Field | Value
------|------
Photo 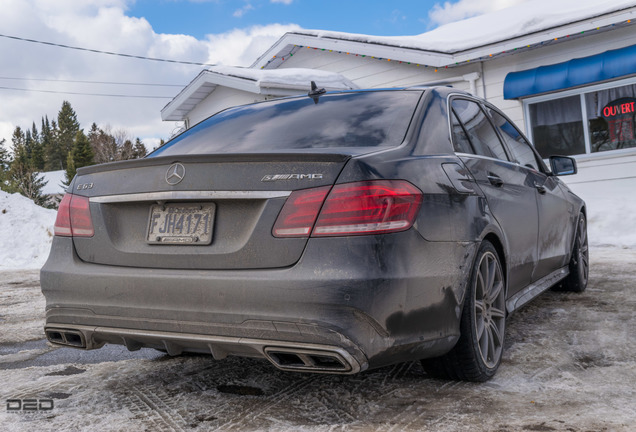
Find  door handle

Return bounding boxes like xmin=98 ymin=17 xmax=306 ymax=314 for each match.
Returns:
xmin=487 ymin=174 xmax=504 ymax=187
xmin=534 ymin=182 xmax=547 ymax=194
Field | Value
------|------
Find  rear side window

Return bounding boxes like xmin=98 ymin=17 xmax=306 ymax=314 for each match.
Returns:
xmin=150 ymin=91 xmax=422 ymax=156
xmin=451 ymin=98 xmax=509 ymax=161
xmin=487 ymin=108 xmax=540 ymax=171
xmin=450 ymin=109 xmax=475 ymax=154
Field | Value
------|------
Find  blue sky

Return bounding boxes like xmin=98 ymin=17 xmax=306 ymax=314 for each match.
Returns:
xmin=128 ymin=0 xmax=441 ymax=38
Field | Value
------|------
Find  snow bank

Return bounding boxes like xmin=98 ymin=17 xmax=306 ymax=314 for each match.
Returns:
xmin=0 ymin=191 xmax=57 ymax=270
xmin=567 ymin=178 xmax=636 ymax=249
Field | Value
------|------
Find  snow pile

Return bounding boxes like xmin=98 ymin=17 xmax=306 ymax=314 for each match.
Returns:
xmin=567 ymin=178 xmax=636 ymax=249
xmin=298 ymin=0 xmax=636 ymax=54
xmin=206 ymin=66 xmax=358 ymax=90
xmin=0 ymin=191 xmax=57 ymax=270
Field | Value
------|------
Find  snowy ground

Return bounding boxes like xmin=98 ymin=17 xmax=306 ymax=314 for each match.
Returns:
xmin=1 ymin=246 xmax=635 ymax=431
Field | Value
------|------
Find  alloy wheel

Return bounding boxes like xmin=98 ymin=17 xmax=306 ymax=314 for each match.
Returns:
xmin=473 ymin=251 xmax=506 ymax=369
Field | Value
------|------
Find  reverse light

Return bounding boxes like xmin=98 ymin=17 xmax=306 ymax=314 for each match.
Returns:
xmin=273 ymin=180 xmax=422 ymax=238
xmin=54 ymin=194 xmax=94 ymax=237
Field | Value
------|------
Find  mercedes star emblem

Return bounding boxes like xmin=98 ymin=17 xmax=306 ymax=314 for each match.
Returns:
xmin=165 ymin=163 xmax=186 ymax=185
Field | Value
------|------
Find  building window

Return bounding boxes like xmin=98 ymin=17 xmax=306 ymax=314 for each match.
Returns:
xmin=525 ymin=79 xmax=636 ymax=158
xmin=585 ymin=85 xmax=636 ymax=153
xmin=529 ymin=96 xmax=585 ymax=157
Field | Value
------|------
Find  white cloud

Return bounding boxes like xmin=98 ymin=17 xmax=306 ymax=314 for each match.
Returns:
xmin=271 ymin=0 xmax=294 ymax=4
xmin=233 ymin=3 xmax=254 ymax=17
xmin=205 ymin=23 xmax=301 ymax=66
xmin=428 ymin=0 xmax=529 ymax=26
xmin=0 ymin=0 xmax=298 ymax=149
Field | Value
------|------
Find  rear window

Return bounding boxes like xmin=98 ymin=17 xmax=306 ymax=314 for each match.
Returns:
xmin=150 ymin=91 xmax=422 ymax=156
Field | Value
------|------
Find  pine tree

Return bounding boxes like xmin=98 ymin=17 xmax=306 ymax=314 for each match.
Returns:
xmin=133 ymin=138 xmax=148 ymax=158
xmin=64 ymin=130 xmax=95 ymax=186
xmin=11 ymin=126 xmax=25 ymax=153
xmin=41 ymin=116 xmax=55 ymax=170
xmin=8 ymin=141 xmax=48 ymax=206
xmin=44 ymin=116 xmax=64 ymax=171
xmin=30 ymin=122 xmax=46 ymax=170
xmin=120 ymin=139 xmax=134 ymax=160
xmin=89 ymin=124 xmax=118 ymax=164
xmin=0 ymin=138 xmax=12 ymax=192
xmin=25 ymin=129 xmax=33 ymax=161
xmin=55 ymin=101 xmax=80 ymax=170
xmin=72 ymin=130 xmax=94 ymax=168
xmin=64 ymin=151 xmax=76 ymax=186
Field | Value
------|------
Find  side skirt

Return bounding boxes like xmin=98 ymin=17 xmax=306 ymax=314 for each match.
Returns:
xmin=506 ymin=266 xmax=569 ymax=314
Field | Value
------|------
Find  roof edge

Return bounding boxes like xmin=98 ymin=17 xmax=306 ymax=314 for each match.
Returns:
xmin=252 ymin=7 xmax=636 ymax=69
xmin=161 ymin=67 xmax=358 ymax=122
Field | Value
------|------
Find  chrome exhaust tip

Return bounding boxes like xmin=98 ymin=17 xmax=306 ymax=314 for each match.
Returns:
xmin=45 ymin=328 xmax=87 ymax=348
xmin=264 ymin=347 xmax=353 ymax=373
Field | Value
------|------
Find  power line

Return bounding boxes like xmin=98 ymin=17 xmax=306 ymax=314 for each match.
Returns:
xmin=0 ymin=85 xmax=173 ymax=99
xmin=0 ymin=33 xmax=215 ymax=66
xmin=0 ymin=76 xmax=186 ymax=87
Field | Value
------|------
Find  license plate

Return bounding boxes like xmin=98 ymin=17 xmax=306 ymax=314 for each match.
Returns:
xmin=146 ymin=203 xmax=215 ymax=245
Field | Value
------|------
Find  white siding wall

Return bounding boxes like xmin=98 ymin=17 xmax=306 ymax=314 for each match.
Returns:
xmin=279 ymin=48 xmax=477 ymax=94
xmin=563 ymin=152 xmax=636 ymax=185
xmin=187 ymin=87 xmax=265 ymax=126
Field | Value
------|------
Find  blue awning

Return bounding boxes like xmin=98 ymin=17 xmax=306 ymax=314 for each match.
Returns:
xmin=503 ymin=44 xmax=636 ymax=99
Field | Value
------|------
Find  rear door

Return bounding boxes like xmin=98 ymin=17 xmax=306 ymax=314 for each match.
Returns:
xmin=485 ymin=107 xmax=573 ymax=280
xmin=450 ymin=97 xmax=539 ymax=296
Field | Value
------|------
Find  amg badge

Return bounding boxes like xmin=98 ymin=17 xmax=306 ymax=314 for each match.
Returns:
xmin=261 ymin=174 xmax=323 ymax=182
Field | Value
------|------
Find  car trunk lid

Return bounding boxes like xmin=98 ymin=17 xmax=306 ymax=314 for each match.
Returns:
xmin=70 ymin=153 xmax=350 ymax=270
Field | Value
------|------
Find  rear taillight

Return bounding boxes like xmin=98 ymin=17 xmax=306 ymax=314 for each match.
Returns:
xmin=272 ymin=186 xmax=331 ymax=237
xmin=54 ymin=193 xmax=94 ymax=237
xmin=273 ymin=180 xmax=422 ymax=238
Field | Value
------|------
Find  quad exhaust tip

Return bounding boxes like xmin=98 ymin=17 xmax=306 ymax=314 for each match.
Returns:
xmin=45 ymin=328 xmax=86 ymax=348
xmin=264 ymin=347 xmax=352 ymax=373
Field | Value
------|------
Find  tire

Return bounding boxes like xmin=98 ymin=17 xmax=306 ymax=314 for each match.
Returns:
xmin=422 ymin=240 xmax=506 ymax=382
xmin=554 ymin=213 xmax=589 ymax=293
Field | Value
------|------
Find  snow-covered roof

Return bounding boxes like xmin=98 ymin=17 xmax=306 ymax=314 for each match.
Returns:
xmin=253 ymin=0 xmax=636 ymax=69
xmin=161 ymin=66 xmax=357 ymax=121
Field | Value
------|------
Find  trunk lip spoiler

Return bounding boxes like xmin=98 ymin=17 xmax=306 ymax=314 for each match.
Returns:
xmin=77 ymin=153 xmax=352 ymax=176
xmin=90 ymin=190 xmax=292 ymax=204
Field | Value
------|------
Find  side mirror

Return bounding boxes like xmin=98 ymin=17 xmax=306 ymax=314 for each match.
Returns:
xmin=549 ymin=155 xmax=577 ymax=176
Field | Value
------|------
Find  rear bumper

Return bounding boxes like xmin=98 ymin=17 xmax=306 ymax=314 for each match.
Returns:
xmin=41 ymin=232 xmax=477 ymax=373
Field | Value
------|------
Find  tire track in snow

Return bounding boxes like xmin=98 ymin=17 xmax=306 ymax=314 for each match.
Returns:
xmin=213 ymin=374 xmax=320 ymax=430
xmin=123 ymin=385 xmax=188 ymax=432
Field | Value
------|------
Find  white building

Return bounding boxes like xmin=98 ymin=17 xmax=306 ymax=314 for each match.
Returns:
xmin=162 ymin=0 xmax=636 ymax=187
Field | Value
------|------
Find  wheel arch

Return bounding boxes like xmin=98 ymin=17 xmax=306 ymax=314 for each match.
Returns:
xmin=481 ymin=232 xmax=508 ymax=298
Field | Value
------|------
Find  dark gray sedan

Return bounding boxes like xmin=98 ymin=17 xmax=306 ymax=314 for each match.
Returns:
xmin=41 ymin=86 xmax=588 ymax=381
